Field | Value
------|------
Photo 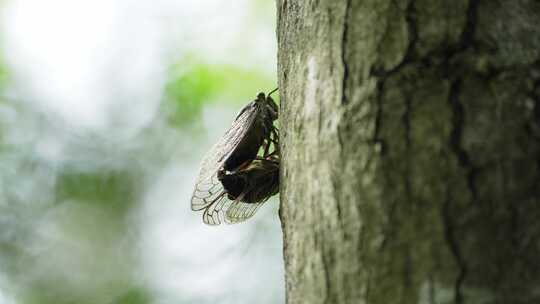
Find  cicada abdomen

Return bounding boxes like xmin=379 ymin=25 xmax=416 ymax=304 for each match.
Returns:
xmin=199 ymin=155 xmax=279 ymax=225
xmin=191 ymin=89 xmax=279 ymax=225
xmin=219 ymin=155 xmax=279 ymax=223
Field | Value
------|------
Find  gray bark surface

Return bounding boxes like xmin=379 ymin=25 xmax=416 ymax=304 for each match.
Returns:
xmin=276 ymin=1 xmax=540 ymax=303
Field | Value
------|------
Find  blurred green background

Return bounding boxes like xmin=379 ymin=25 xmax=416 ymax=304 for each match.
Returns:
xmin=0 ymin=1 xmax=283 ymax=303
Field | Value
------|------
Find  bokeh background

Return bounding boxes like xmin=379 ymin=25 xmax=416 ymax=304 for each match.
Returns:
xmin=0 ymin=0 xmax=283 ymax=303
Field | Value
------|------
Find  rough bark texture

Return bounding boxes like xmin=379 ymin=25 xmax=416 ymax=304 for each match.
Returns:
xmin=277 ymin=1 xmax=540 ymax=303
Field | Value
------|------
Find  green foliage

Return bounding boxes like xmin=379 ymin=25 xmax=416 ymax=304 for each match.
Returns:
xmin=19 ymin=285 xmax=150 ymax=304
xmin=0 ymin=65 xmax=6 ymax=88
xmin=0 ymin=57 xmax=7 ymax=90
xmin=163 ymin=59 xmax=275 ymax=126
xmin=112 ymin=288 xmax=151 ymax=304
xmin=54 ymin=169 xmax=139 ymax=214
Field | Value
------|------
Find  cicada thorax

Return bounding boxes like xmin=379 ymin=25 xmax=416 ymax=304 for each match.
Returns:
xmin=222 ymin=90 xmax=279 ymax=172
xmin=222 ymin=118 xmax=266 ymax=172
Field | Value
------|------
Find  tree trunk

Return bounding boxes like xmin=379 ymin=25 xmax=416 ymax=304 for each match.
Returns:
xmin=277 ymin=1 xmax=540 ymax=303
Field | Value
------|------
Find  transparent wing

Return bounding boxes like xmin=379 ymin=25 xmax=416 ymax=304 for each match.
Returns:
xmin=191 ymin=172 xmax=225 ymax=212
xmin=225 ymin=199 xmax=268 ymax=224
xmin=224 ymin=155 xmax=278 ymax=224
xmin=198 ymin=188 xmax=267 ymax=225
xmin=201 ymin=192 xmax=234 ymax=225
xmin=191 ymin=103 xmax=259 ymax=212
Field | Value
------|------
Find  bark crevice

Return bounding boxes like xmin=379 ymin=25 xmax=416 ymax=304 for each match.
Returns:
xmin=402 ymin=93 xmax=412 ymax=205
xmin=457 ymin=0 xmax=479 ymax=52
xmin=371 ymin=0 xmax=418 ymax=77
xmin=447 ymin=78 xmax=478 ymax=202
xmin=372 ymin=80 xmax=386 ymax=155
xmin=340 ymin=0 xmax=351 ymax=105
xmin=442 ymin=190 xmax=468 ymax=304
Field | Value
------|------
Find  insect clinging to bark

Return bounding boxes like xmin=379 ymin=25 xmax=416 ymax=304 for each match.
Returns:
xmin=201 ymin=154 xmax=280 ymax=225
xmin=191 ymin=89 xmax=280 ymax=225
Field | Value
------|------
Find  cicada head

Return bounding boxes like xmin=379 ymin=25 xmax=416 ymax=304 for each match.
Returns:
xmin=256 ymin=92 xmax=266 ymax=100
xmin=256 ymin=88 xmax=279 ymax=122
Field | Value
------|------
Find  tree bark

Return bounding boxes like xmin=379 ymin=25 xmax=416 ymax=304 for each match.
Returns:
xmin=277 ymin=1 xmax=540 ymax=303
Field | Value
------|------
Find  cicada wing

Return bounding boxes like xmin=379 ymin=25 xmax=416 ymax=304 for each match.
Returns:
xmin=191 ymin=173 xmax=223 ymax=211
xmin=224 ymin=198 xmax=268 ymax=224
xmin=198 ymin=103 xmax=258 ymax=180
xmin=191 ymin=103 xmax=259 ymax=212
xmin=224 ymin=158 xmax=279 ymax=224
xmin=200 ymin=191 xmax=234 ymax=225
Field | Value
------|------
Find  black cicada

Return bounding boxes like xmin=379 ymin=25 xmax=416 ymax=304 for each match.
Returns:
xmin=191 ymin=89 xmax=279 ymax=225
xmin=207 ymin=155 xmax=279 ymax=224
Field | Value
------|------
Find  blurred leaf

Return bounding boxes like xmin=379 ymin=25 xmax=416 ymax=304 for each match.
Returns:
xmin=163 ymin=59 xmax=275 ymax=127
xmin=55 ymin=169 xmax=139 ymax=214
xmin=13 ymin=200 xmax=140 ymax=304
xmin=0 ymin=57 xmax=7 ymax=90
xmin=0 ymin=65 xmax=6 ymax=88
xmin=112 ymin=288 xmax=151 ymax=304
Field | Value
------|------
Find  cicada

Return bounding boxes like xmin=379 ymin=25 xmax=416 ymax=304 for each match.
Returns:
xmin=191 ymin=89 xmax=279 ymax=225
xmin=203 ymin=155 xmax=279 ymax=225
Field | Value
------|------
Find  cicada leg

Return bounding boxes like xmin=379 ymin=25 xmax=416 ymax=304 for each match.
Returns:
xmin=270 ymin=127 xmax=279 ymax=154
xmin=262 ymin=126 xmax=279 ymax=158
xmin=262 ymin=137 xmax=271 ymax=158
